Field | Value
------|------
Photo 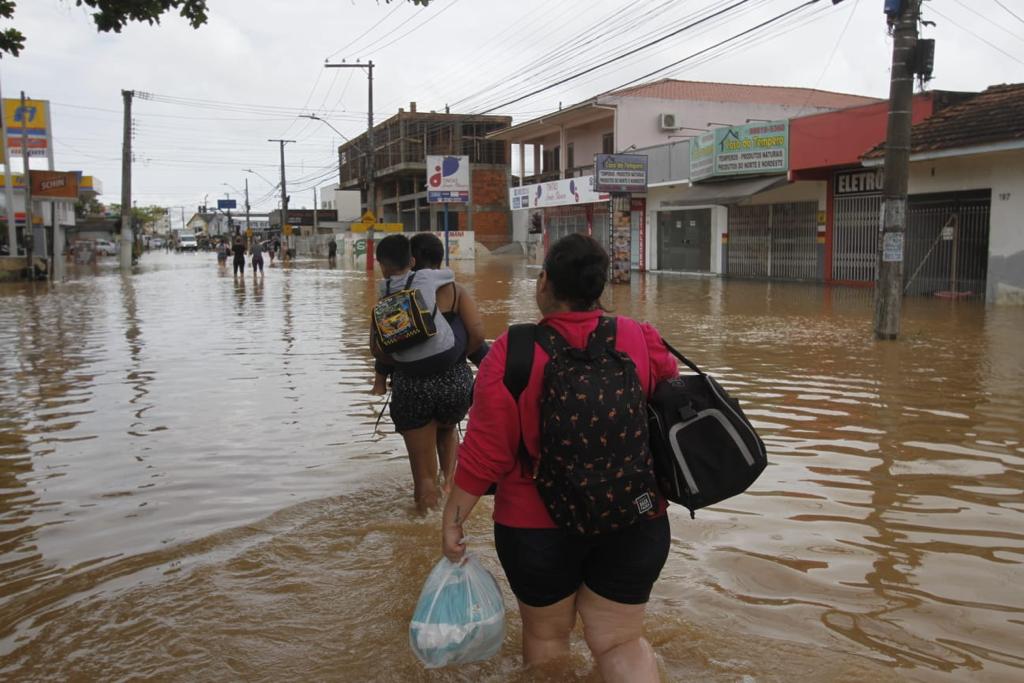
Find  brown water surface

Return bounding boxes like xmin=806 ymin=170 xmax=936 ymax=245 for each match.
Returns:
xmin=0 ymin=252 xmax=1022 ymax=681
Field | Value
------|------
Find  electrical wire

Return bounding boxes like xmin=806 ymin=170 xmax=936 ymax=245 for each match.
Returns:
xmin=991 ymin=0 xmax=1024 ymax=25
xmin=928 ymin=6 xmax=1024 ymax=67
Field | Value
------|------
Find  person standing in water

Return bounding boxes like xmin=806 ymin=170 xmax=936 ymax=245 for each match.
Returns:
xmin=251 ymin=238 xmax=264 ymax=276
xmin=231 ymin=235 xmax=246 ymax=277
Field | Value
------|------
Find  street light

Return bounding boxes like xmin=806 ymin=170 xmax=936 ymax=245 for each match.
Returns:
xmin=243 ymin=168 xmax=277 ymax=188
xmin=299 ymin=114 xmax=354 ymax=144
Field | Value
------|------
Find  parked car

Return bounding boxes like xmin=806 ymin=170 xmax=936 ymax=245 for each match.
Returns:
xmin=95 ymin=239 xmax=119 ymax=256
xmin=177 ymin=234 xmax=198 ymax=252
xmin=149 ymin=237 xmax=165 ymax=249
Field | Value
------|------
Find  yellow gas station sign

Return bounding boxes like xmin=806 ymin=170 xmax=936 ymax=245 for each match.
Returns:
xmin=351 ymin=221 xmax=403 ymax=234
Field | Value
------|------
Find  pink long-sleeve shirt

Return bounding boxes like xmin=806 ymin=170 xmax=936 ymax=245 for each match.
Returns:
xmin=454 ymin=310 xmax=679 ymax=528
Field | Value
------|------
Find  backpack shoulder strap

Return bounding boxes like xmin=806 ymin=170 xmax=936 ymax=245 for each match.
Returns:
xmin=404 ymin=271 xmax=416 ymax=290
xmin=503 ymin=323 xmax=537 ymax=478
xmin=503 ymin=323 xmax=536 ymax=401
xmin=534 ymin=323 xmax=571 ymax=358
xmin=586 ymin=316 xmax=617 ymax=355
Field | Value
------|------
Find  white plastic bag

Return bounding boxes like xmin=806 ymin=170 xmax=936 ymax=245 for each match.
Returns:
xmin=409 ymin=554 xmax=506 ymax=668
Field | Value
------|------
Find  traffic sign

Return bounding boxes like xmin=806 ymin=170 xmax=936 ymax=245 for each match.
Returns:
xmin=246 ymin=227 xmax=254 ymax=238
xmin=360 ymin=210 xmax=376 ymax=224
xmin=283 ymin=224 xmax=293 ymax=236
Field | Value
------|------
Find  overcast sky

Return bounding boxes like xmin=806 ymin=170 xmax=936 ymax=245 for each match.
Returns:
xmin=4 ymin=0 xmax=1022 ymax=219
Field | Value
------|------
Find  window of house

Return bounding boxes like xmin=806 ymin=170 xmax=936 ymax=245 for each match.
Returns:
xmin=602 ymin=133 xmax=614 ymax=154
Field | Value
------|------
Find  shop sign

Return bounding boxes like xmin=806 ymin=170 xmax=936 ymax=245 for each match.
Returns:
xmin=29 ymin=170 xmax=78 ymax=199
xmin=3 ymin=98 xmax=50 ymax=157
xmin=594 ymin=154 xmax=648 ymax=193
xmin=690 ymin=120 xmax=788 ymax=181
xmin=835 ymin=168 xmax=884 ymax=196
xmin=427 ymin=155 xmax=470 ymax=203
xmin=510 ymin=175 xmax=609 ymax=210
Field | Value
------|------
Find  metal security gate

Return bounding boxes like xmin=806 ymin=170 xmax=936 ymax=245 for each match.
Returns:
xmin=833 ymin=194 xmax=882 ymax=282
xmin=728 ymin=202 xmax=818 ymax=280
xmin=904 ymin=191 xmax=990 ymax=297
xmin=833 ymin=191 xmax=990 ymax=296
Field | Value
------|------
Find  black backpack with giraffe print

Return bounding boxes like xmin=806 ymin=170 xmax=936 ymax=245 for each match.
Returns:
xmin=505 ymin=316 xmax=660 ymax=536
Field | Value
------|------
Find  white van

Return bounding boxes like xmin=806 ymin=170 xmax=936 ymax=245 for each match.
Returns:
xmin=178 ymin=233 xmax=198 ymax=252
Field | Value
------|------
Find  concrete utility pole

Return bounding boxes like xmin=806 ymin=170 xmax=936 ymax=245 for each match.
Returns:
xmin=120 ymin=89 xmax=134 ymax=271
xmin=244 ymin=177 xmax=250 ymax=236
xmin=19 ymin=91 xmax=32 ymax=272
xmin=325 ymin=60 xmax=375 ymax=270
xmin=874 ymin=0 xmax=921 ymax=340
xmin=268 ymin=139 xmax=294 ymax=258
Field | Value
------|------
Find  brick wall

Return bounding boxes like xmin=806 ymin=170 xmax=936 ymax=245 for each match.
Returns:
xmin=470 ymin=166 xmax=510 ymax=248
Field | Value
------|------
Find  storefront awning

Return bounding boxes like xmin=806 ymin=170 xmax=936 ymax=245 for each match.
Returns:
xmin=659 ymin=175 xmax=789 ymax=207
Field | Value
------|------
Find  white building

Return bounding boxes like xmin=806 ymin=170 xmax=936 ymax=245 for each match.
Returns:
xmin=489 ymin=79 xmax=878 ymax=270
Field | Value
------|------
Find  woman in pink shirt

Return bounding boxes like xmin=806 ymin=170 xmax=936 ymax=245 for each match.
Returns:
xmin=442 ymin=234 xmax=677 ymax=681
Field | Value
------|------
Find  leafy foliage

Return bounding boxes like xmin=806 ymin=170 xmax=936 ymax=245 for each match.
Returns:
xmin=0 ymin=1 xmax=429 ymax=58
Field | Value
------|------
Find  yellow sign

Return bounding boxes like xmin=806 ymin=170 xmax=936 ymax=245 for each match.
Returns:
xmin=246 ymin=228 xmax=254 ymax=238
xmin=360 ymin=210 xmax=376 ymax=224
xmin=3 ymin=99 xmax=50 ymax=156
xmin=351 ymin=222 xmax=403 ymax=234
xmin=283 ymin=224 xmax=293 ymax=236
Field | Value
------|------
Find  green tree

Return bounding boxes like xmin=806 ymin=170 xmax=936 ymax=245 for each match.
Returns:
xmin=0 ymin=0 xmax=429 ymax=58
xmin=74 ymin=194 xmax=104 ymax=218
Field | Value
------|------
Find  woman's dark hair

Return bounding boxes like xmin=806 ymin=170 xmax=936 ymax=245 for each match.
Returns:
xmin=375 ymin=233 xmax=411 ymax=270
xmin=410 ymin=233 xmax=445 ymax=270
xmin=543 ymin=233 xmax=608 ymax=311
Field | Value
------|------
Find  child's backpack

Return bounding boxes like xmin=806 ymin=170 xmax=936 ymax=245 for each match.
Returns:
xmin=503 ymin=317 xmax=660 ymax=536
xmin=647 ymin=339 xmax=767 ymax=518
xmin=373 ymin=272 xmax=438 ymax=353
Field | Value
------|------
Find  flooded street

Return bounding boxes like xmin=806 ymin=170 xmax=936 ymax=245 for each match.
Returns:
xmin=1 ymin=251 xmax=1022 ymax=681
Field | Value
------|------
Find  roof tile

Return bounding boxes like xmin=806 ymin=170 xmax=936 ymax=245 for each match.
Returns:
xmin=864 ymin=83 xmax=1024 ymax=158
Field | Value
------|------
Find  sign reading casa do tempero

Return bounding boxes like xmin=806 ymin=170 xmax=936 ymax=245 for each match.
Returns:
xmin=594 ymin=154 xmax=648 ymax=193
xmin=691 ymin=120 xmax=789 ymax=181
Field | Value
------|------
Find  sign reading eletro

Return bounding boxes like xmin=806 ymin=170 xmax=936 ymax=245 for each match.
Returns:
xmin=427 ymin=155 xmax=470 ymax=203
xmin=834 ymin=168 xmax=884 ymax=196
xmin=691 ymin=120 xmax=789 ymax=181
xmin=594 ymin=154 xmax=648 ymax=193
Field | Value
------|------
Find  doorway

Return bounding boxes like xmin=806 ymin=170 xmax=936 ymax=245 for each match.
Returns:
xmin=657 ymin=209 xmax=711 ymax=271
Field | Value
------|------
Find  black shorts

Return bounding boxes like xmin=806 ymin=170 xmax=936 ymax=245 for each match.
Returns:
xmin=494 ymin=515 xmax=670 ymax=608
xmin=389 ymin=361 xmax=473 ymax=433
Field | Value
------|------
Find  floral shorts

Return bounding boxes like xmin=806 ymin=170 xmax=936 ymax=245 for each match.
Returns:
xmin=390 ymin=362 xmax=473 ymax=433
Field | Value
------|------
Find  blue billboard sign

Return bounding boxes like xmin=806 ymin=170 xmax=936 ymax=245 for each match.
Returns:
xmin=217 ymin=198 xmax=237 ymax=210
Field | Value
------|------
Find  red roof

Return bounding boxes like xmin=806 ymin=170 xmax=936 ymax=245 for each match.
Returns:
xmin=864 ymin=83 xmax=1024 ymax=159
xmin=611 ymin=78 xmax=880 ymax=109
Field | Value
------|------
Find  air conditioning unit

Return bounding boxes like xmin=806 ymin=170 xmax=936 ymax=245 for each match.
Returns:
xmin=659 ymin=113 xmax=678 ymax=131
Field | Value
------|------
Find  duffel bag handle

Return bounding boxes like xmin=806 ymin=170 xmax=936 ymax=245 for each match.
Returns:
xmin=661 ymin=338 xmax=705 ymax=377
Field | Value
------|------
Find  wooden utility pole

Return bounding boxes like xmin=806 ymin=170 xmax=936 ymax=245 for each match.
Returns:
xmin=874 ymin=0 xmax=920 ymax=340
xmin=268 ymin=138 xmax=294 ymax=259
xmin=120 ymin=89 xmax=133 ymax=271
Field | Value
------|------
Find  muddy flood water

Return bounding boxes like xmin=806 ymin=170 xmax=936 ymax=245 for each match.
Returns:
xmin=0 ymin=251 xmax=1022 ymax=682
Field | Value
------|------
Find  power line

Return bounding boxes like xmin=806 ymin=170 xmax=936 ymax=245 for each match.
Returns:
xmin=991 ymin=0 xmax=1024 ymax=25
xmin=929 ymin=6 xmax=1024 ymax=67
xmin=325 ymin=0 xmax=406 ymax=60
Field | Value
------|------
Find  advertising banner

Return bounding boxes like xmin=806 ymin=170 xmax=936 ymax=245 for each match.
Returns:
xmin=217 ymin=198 xmax=237 ymax=210
xmin=594 ymin=154 xmax=648 ymax=193
xmin=427 ymin=155 xmax=470 ymax=203
xmin=29 ymin=170 xmax=78 ymax=199
xmin=3 ymin=98 xmax=50 ymax=157
xmin=510 ymin=175 xmax=609 ymax=210
xmin=690 ymin=120 xmax=789 ymax=181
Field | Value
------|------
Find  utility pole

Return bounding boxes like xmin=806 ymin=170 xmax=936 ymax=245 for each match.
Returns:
xmin=874 ymin=0 xmax=921 ymax=340
xmin=268 ymin=138 xmax=294 ymax=259
xmin=325 ymin=60 xmax=375 ymax=271
xmin=19 ymin=91 xmax=33 ymax=273
xmin=244 ymin=177 xmax=250 ymax=238
xmin=120 ymin=89 xmax=134 ymax=271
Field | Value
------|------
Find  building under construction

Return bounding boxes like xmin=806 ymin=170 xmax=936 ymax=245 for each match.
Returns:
xmin=337 ymin=103 xmax=512 ymax=249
